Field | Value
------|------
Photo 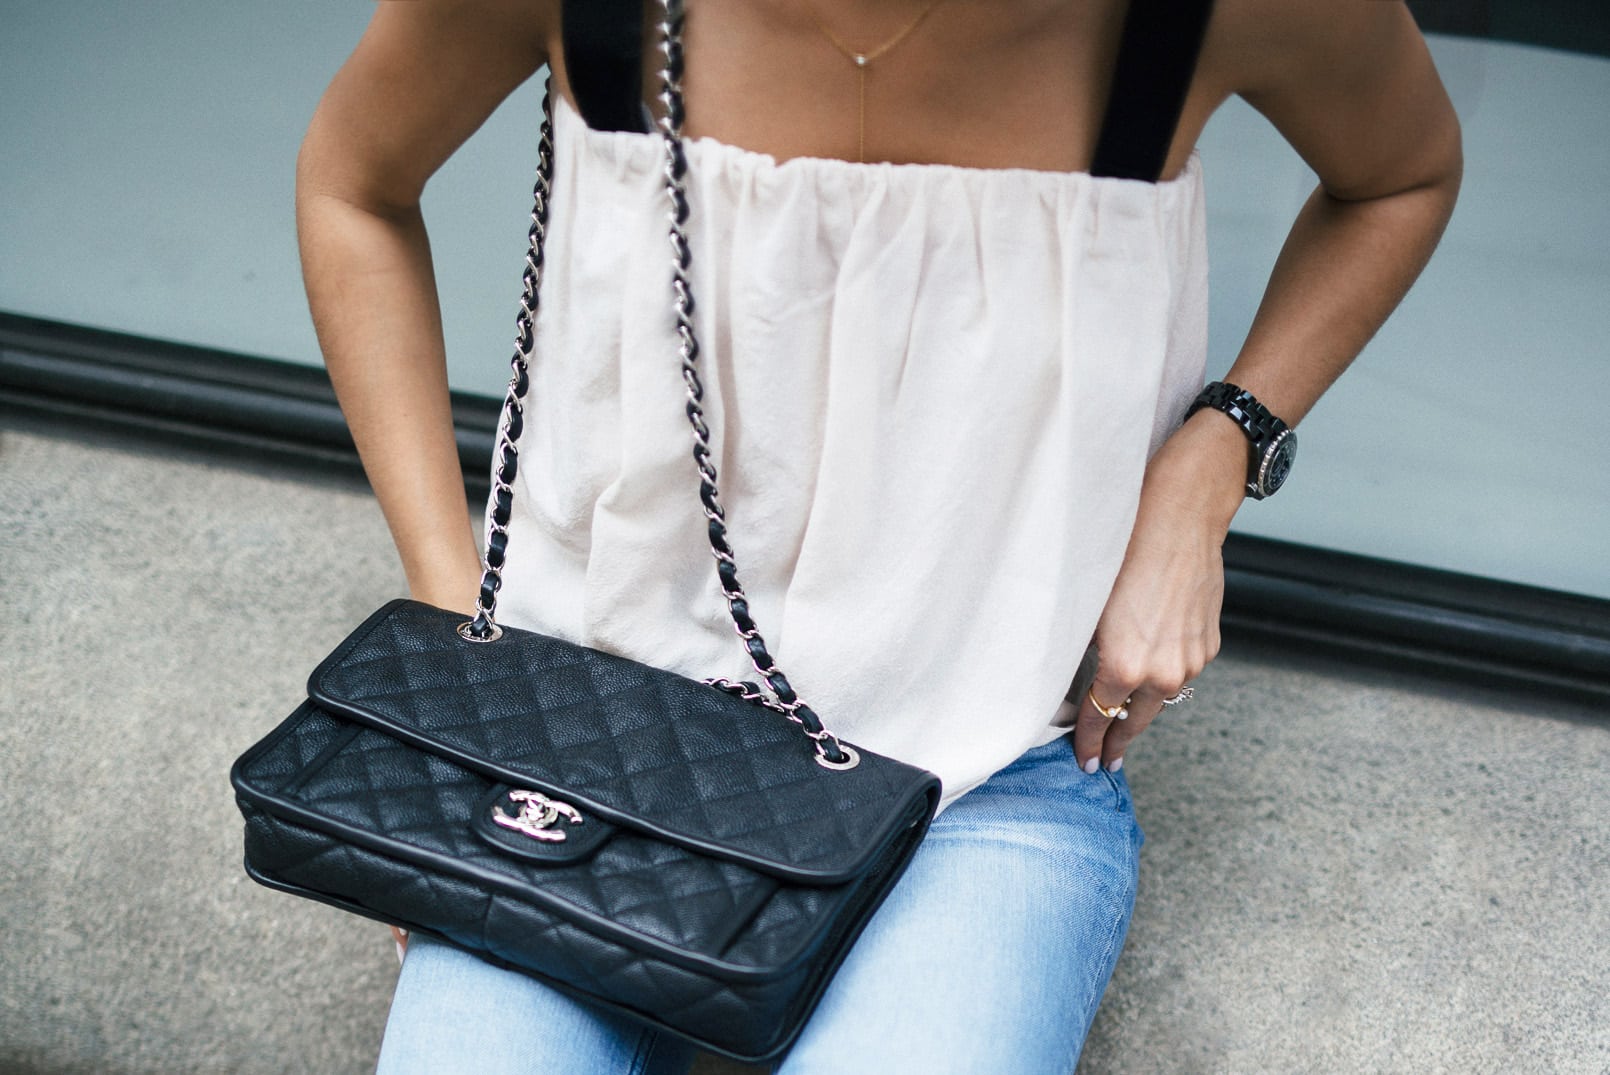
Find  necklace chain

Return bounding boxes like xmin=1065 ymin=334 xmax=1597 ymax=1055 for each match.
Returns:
xmin=810 ymin=0 xmax=948 ymax=161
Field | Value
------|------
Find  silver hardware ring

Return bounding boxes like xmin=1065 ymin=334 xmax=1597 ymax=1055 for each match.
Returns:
xmin=457 ymin=620 xmax=504 ymax=643
xmin=814 ymin=744 xmax=861 ymax=771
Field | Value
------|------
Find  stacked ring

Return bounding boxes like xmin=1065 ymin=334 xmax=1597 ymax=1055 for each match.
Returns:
xmin=1090 ymin=685 xmax=1197 ymax=718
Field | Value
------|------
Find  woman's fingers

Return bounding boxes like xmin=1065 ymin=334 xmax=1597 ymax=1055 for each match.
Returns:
xmin=1073 ymin=672 xmax=1137 ymax=774
xmin=1098 ymin=687 xmax=1167 ymax=770
xmin=1073 ymin=658 xmax=1202 ymax=773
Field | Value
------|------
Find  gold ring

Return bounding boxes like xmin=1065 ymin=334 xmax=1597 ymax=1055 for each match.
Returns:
xmin=1088 ymin=687 xmax=1131 ymax=721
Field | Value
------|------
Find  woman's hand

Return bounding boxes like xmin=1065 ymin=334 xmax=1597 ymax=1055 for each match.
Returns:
xmin=1073 ymin=412 xmax=1247 ymax=774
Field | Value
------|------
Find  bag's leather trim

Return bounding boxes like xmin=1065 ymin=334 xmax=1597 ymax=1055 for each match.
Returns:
xmin=305 ymin=600 xmax=941 ymax=884
xmin=231 ymin=713 xmax=931 ymax=984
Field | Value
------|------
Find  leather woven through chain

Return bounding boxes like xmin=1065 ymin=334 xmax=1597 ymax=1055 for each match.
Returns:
xmin=461 ymin=0 xmax=847 ymax=764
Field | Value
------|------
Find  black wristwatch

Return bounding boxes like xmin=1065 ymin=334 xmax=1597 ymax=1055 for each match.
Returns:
xmin=1187 ymin=381 xmax=1297 ymax=500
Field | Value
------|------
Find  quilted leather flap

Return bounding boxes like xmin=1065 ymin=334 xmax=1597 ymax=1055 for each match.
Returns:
xmin=309 ymin=601 xmax=940 ymax=883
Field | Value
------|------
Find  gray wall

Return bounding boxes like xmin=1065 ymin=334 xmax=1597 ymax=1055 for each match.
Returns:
xmin=0 ymin=2 xmax=542 ymax=384
xmin=2 ymin=6 xmax=1606 ymax=599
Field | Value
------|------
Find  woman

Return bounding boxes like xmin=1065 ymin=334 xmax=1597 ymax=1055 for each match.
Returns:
xmin=295 ymin=1 xmax=1460 ymax=1070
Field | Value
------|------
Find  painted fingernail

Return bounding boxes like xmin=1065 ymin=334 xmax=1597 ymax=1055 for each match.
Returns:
xmin=1082 ymin=756 xmax=1100 ymax=775
xmin=1107 ymin=757 xmax=1124 ymax=773
xmin=395 ymin=940 xmax=406 ymax=965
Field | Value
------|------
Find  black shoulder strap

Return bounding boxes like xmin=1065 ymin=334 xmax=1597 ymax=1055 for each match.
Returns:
xmin=561 ymin=0 xmax=649 ymax=133
xmin=1089 ymin=0 xmax=1216 ymax=181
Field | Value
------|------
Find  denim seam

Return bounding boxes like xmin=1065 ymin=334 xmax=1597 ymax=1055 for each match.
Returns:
xmin=1074 ymin=843 xmax=1139 ymax=1050
xmin=1098 ymin=767 xmax=1130 ymax=812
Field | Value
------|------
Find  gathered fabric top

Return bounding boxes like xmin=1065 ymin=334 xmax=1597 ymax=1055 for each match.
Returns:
xmin=496 ymin=96 xmax=1209 ymax=809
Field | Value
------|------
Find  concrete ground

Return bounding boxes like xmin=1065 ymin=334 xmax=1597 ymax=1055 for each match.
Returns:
xmin=2 ymin=413 xmax=1606 ymax=1075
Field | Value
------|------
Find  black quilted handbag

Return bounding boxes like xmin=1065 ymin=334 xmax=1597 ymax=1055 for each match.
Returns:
xmin=230 ymin=3 xmax=940 ymax=1062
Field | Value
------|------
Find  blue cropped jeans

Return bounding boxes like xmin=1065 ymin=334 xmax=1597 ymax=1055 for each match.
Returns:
xmin=376 ymin=736 xmax=1142 ymax=1075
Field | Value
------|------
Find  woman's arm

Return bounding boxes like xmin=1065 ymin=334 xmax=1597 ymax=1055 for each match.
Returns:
xmin=1076 ymin=1 xmax=1463 ymax=772
xmin=297 ymin=1 xmax=552 ymax=613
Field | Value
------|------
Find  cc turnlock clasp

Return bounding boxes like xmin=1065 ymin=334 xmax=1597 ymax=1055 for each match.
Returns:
xmin=492 ymin=789 xmax=584 ymax=843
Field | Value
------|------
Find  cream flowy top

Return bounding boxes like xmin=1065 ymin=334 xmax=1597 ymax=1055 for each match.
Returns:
xmin=497 ymin=97 xmax=1210 ymax=810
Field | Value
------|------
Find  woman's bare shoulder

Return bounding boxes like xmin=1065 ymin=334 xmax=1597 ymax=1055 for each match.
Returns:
xmin=299 ymin=0 xmax=558 ymax=208
xmin=1200 ymin=0 xmax=1460 ymax=198
xmin=1203 ymin=0 xmax=1421 ymax=95
xmin=363 ymin=0 xmax=557 ymax=54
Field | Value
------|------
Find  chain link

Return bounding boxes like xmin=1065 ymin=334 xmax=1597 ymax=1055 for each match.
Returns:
xmin=462 ymin=3 xmax=850 ymax=768
xmin=462 ymin=75 xmax=555 ymax=644
xmin=654 ymin=0 xmax=849 ymax=766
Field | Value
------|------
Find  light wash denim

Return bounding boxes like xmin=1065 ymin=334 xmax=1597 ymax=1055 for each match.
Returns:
xmin=376 ymin=736 xmax=1142 ymax=1075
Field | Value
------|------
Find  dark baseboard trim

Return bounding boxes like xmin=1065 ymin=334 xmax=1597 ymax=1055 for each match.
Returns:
xmin=1221 ymin=539 xmax=1610 ymax=704
xmin=5 ymin=312 xmax=1607 ymax=706
xmin=0 ymin=311 xmax=500 ymax=488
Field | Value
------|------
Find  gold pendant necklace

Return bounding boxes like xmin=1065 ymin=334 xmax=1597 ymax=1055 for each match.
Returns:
xmin=811 ymin=0 xmax=949 ymax=162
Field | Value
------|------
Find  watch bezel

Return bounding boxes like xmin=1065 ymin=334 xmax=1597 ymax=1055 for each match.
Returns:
xmin=1249 ymin=427 xmax=1297 ymax=500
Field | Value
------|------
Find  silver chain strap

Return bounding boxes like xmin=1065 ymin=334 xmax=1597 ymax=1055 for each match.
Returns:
xmin=459 ymin=73 xmax=555 ymax=647
xmin=461 ymin=1 xmax=853 ymax=769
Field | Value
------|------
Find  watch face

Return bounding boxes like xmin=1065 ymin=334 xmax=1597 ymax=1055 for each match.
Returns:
xmin=1259 ymin=431 xmax=1298 ymax=496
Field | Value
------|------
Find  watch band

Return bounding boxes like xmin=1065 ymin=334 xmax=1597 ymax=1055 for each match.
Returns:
xmin=1187 ymin=381 xmax=1297 ymax=499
